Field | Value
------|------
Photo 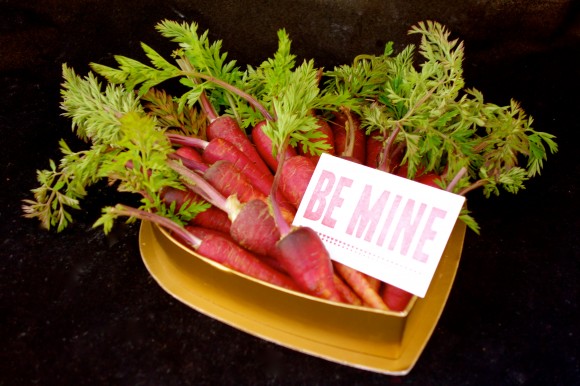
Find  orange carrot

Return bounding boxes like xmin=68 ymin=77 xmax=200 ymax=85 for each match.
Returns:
xmin=333 ymin=262 xmax=389 ymax=310
xmin=333 ymin=274 xmax=363 ymax=306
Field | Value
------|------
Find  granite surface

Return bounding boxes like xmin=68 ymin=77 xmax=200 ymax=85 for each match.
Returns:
xmin=2 ymin=1 xmax=579 ymax=385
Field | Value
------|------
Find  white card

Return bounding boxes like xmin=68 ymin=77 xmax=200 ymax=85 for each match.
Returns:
xmin=292 ymin=154 xmax=465 ymax=297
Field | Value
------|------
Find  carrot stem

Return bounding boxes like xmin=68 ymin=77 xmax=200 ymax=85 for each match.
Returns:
xmin=340 ymin=106 xmax=356 ymax=158
xmin=175 ymin=57 xmax=219 ymax=122
xmin=199 ymin=91 xmax=218 ymax=122
xmin=458 ymin=178 xmax=487 ymax=196
xmin=379 ymin=123 xmax=401 ymax=173
xmin=270 ymin=136 xmax=292 ymax=237
xmin=177 ymin=63 xmax=274 ymax=122
xmin=446 ymin=166 xmax=467 ymax=193
xmin=166 ymin=133 xmax=209 ymax=150
xmin=167 ymin=152 xmax=209 ymax=173
xmin=166 ymin=159 xmax=228 ymax=212
xmin=107 ymin=204 xmax=201 ymax=249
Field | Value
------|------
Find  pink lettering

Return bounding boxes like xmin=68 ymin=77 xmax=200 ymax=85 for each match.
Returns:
xmin=376 ymin=195 xmax=403 ymax=247
xmin=388 ymin=199 xmax=427 ymax=256
xmin=303 ymin=170 xmax=335 ymax=221
xmin=321 ymin=176 xmax=353 ymax=228
xmin=346 ymin=185 xmax=390 ymax=241
xmin=413 ymin=207 xmax=447 ymax=262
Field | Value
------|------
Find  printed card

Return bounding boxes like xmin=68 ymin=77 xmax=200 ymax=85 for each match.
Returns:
xmin=292 ymin=154 xmax=465 ymax=297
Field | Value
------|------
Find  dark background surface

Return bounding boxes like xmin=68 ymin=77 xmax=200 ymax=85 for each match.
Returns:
xmin=1 ymin=1 xmax=579 ymax=385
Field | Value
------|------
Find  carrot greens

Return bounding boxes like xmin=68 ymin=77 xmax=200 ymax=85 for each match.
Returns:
xmin=140 ymin=88 xmax=208 ymax=137
xmin=89 ymin=20 xmax=272 ymax=122
xmin=22 ymin=65 xmax=208 ymax=232
xmin=22 ymin=19 xmax=558 ymax=307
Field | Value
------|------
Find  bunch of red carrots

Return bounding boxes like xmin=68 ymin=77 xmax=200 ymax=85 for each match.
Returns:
xmin=22 ymin=20 xmax=557 ymax=314
xmin=159 ymin=109 xmax=415 ymax=311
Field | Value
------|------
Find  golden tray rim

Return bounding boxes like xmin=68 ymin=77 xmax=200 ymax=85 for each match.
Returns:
xmin=138 ymin=220 xmax=466 ymax=375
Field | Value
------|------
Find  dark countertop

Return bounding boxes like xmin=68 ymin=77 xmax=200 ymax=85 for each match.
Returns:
xmin=2 ymin=1 xmax=579 ymax=385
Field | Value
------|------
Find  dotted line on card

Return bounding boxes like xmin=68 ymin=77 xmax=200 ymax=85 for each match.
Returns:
xmin=317 ymin=232 xmax=421 ymax=275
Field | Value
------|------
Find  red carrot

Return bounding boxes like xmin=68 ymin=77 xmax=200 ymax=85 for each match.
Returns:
xmin=381 ymin=284 xmax=414 ymax=312
xmin=101 ymin=204 xmax=298 ymax=291
xmin=229 ymin=198 xmax=281 ymax=257
xmin=274 ymin=150 xmax=383 ymax=306
xmin=168 ymin=159 xmax=280 ymax=259
xmin=227 ymin=198 xmax=358 ymax=304
xmin=274 ymin=226 xmax=343 ymax=301
xmin=168 ymin=133 xmax=294 ymax=214
xmin=202 ymin=136 xmax=295 ymax=214
xmin=168 ymin=158 xmax=264 ymax=206
xmin=170 ymin=152 xmax=269 ymax=213
xmin=279 ymin=155 xmax=316 ymax=209
xmin=186 ymin=225 xmax=288 ymax=276
xmin=365 ymin=135 xmax=383 ymax=168
xmin=185 ymin=224 xmax=233 ymax=241
xmin=177 ymin=169 xmax=297 ymax=285
xmin=263 ymin=115 xmax=342 ymax=303
xmin=168 ymin=134 xmax=272 ymax=194
xmin=202 ymin=160 xmax=267 ymax=204
xmin=160 ymin=186 xmax=232 ymax=234
xmin=203 ymin=138 xmax=296 ymax=219
xmin=333 ymin=261 xmax=389 ymax=310
xmin=159 ymin=186 xmax=201 ymax=211
xmin=188 ymin=205 xmax=232 ymax=234
xmin=251 ymin=120 xmax=297 ymax=172
xmin=187 ymin=225 xmax=299 ymax=291
xmin=202 ymin=137 xmax=275 ymax=195
xmin=175 ymin=146 xmax=203 ymax=163
xmin=206 ymin=115 xmax=272 ymax=175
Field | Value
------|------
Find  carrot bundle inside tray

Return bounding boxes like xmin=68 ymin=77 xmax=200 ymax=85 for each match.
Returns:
xmin=22 ymin=20 xmax=557 ymax=312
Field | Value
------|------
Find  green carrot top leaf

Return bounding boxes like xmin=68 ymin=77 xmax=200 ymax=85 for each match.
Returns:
xmin=23 ymin=66 xmax=209 ymax=231
xmin=240 ymin=29 xmax=350 ymax=154
xmin=357 ymin=21 xmax=557 ymax=197
xmin=155 ymin=19 xmax=243 ymax=87
xmin=140 ymin=87 xmax=208 ymax=138
xmin=60 ymin=64 xmax=144 ymax=144
xmin=244 ymin=29 xmax=296 ymax=104
xmin=89 ymin=19 xmax=250 ymax=120
xmin=259 ymin=60 xmax=329 ymax=155
xmin=323 ymin=42 xmax=396 ymax=114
